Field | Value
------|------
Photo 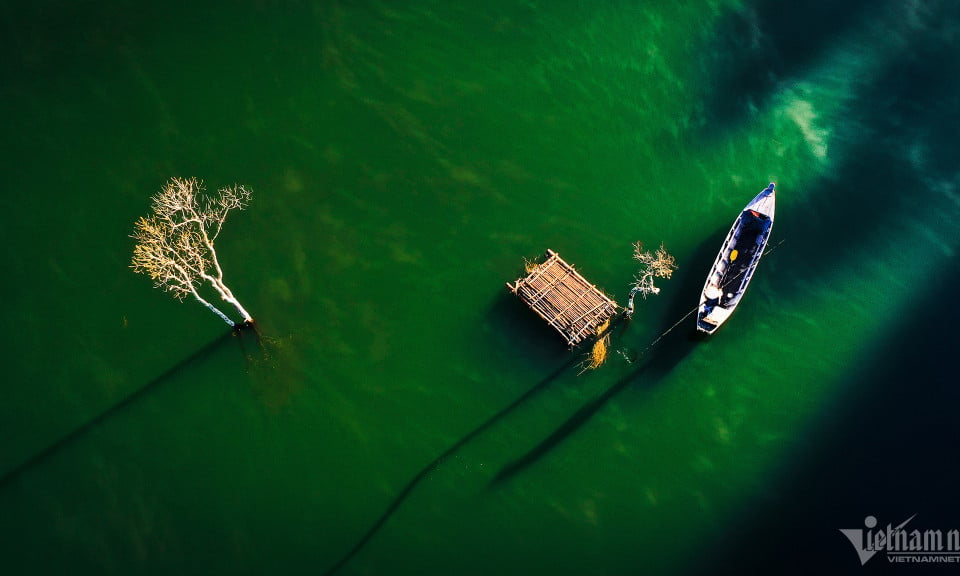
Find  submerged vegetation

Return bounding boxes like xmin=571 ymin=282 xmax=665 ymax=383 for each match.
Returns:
xmin=523 ymin=256 xmax=542 ymax=274
xmin=580 ymin=319 xmax=611 ymax=374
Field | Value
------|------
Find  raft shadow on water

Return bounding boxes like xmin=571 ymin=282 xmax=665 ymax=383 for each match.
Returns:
xmin=487 ymin=288 xmax=573 ymax=366
xmin=490 ymin=327 xmax=702 ymax=487
xmin=0 ymin=325 xmax=258 ymax=490
xmin=320 ymin=350 xmax=583 ymax=576
xmin=488 ymin=227 xmax=734 ymax=487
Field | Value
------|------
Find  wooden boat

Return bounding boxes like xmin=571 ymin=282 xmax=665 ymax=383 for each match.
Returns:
xmin=697 ymin=183 xmax=776 ymax=334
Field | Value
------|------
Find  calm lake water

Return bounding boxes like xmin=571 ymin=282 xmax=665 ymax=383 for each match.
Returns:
xmin=2 ymin=1 xmax=959 ymax=574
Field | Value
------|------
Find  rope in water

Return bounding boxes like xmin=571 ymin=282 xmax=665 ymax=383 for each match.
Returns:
xmin=626 ymin=238 xmax=786 ymax=360
xmin=324 ymin=238 xmax=785 ymax=574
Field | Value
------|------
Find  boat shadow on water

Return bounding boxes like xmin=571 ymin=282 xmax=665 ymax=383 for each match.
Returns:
xmin=488 ymin=228 xmax=733 ymax=487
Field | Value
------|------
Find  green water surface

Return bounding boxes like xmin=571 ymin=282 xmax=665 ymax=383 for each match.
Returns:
xmin=2 ymin=1 xmax=959 ymax=574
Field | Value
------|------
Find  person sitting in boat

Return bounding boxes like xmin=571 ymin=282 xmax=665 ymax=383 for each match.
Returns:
xmin=704 ymin=283 xmax=722 ymax=304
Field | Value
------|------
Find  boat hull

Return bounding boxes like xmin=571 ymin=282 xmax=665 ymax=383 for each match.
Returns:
xmin=696 ymin=183 xmax=776 ymax=334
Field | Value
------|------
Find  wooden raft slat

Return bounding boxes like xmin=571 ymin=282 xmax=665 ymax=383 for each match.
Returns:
xmin=506 ymin=249 xmax=619 ymax=347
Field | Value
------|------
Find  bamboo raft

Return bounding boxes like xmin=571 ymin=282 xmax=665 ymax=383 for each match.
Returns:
xmin=507 ymin=249 xmax=619 ymax=347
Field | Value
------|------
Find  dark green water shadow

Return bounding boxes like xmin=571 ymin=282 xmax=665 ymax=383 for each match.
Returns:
xmin=0 ymin=326 xmax=256 ymax=490
xmin=762 ymin=21 xmax=960 ymax=313
xmin=682 ymin=259 xmax=960 ymax=576
xmin=699 ymin=0 xmax=874 ymax=130
xmin=487 ymin=284 xmax=579 ymax=364
xmin=702 ymin=1 xmax=960 ymax=292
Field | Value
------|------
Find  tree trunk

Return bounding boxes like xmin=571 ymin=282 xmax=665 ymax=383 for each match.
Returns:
xmin=211 ymin=277 xmax=253 ymax=323
xmin=190 ymin=290 xmax=235 ymax=326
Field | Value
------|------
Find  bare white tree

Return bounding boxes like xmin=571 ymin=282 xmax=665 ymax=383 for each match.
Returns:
xmin=632 ymin=241 xmax=677 ymax=298
xmin=625 ymin=242 xmax=677 ymax=318
xmin=131 ymin=177 xmax=253 ymax=327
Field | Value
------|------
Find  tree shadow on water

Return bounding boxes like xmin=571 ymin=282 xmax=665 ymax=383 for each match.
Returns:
xmin=0 ymin=325 xmax=257 ymax=490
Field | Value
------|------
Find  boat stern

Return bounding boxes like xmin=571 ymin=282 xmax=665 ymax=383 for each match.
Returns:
xmin=697 ymin=301 xmax=735 ymax=333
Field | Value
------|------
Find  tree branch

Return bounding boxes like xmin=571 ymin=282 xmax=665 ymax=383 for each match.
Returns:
xmin=631 ymin=241 xmax=677 ymax=299
xmin=131 ymin=177 xmax=254 ymax=325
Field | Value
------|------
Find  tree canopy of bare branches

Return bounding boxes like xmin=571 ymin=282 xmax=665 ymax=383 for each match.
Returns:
xmin=131 ymin=177 xmax=253 ymax=327
xmin=631 ymin=241 xmax=677 ymax=299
